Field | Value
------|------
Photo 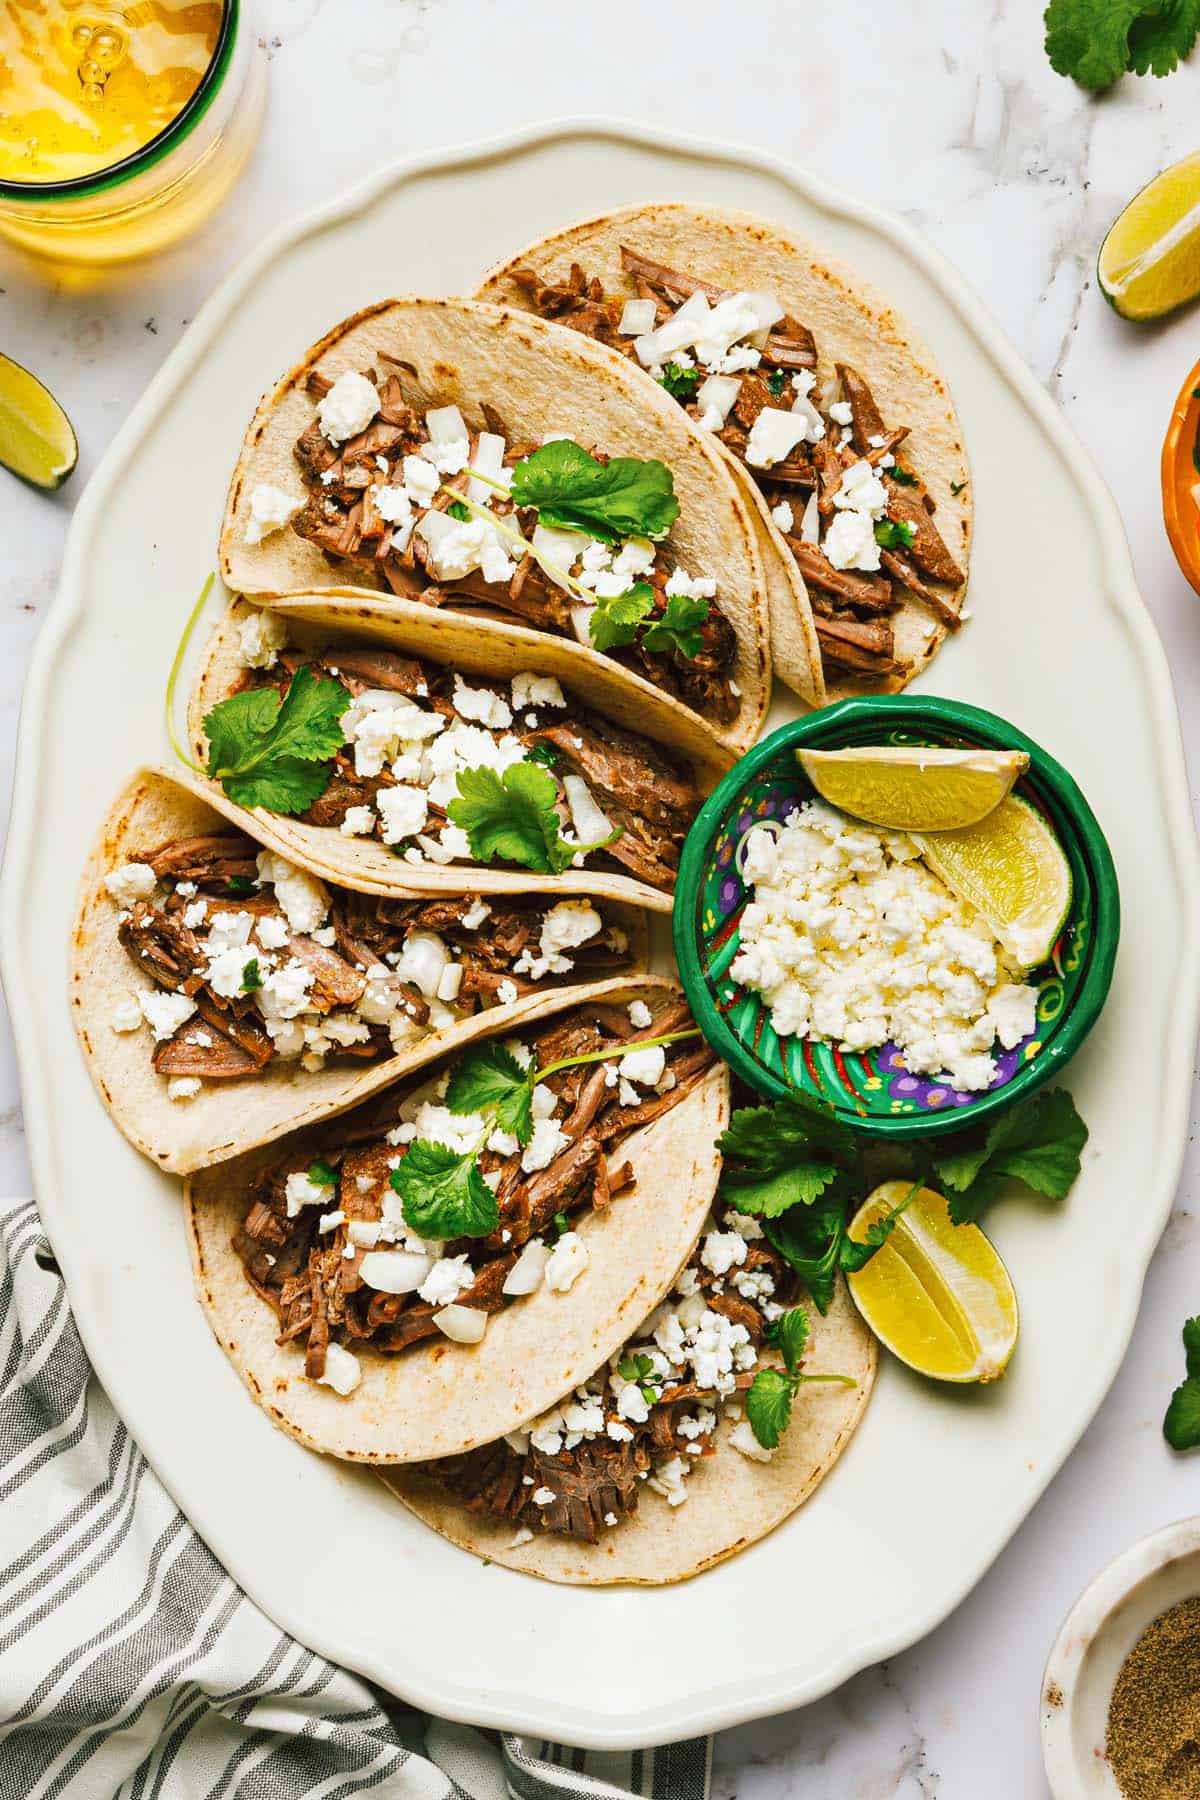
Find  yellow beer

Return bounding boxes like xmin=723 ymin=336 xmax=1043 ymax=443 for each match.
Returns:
xmin=0 ymin=1 xmax=263 ymax=264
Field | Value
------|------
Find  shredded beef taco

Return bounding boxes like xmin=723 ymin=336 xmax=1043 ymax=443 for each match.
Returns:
xmin=219 ymin=296 xmax=770 ymax=753
xmin=385 ymin=1216 xmax=874 ymax=1586
xmin=186 ymin=978 xmax=730 ymax=1463
xmin=479 ymin=203 xmax=972 ymax=705
xmin=188 ymin=598 xmax=729 ymax=915
xmin=71 ymin=767 xmax=644 ymax=1174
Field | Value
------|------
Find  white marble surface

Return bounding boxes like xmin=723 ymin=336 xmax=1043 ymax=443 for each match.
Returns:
xmin=3 ymin=2 xmax=1200 ymax=1792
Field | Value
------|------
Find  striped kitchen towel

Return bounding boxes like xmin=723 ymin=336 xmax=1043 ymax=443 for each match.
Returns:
xmin=0 ymin=1197 xmax=711 ymax=1800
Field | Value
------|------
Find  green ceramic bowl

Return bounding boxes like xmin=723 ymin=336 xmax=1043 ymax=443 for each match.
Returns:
xmin=673 ymin=696 xmax=1120 ymax=1139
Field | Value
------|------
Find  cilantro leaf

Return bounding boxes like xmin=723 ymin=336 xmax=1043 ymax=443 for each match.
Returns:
xmin=551 ymin=1210 xmax=570 ymax=1242
xmin=746 ymin=1367 xmax=794 ymax=1449
xmin=226 ymin=874 xmax=255 ymax=895
xmin=890 ymin=465 xmax=918 ymax=486
xmin=588 ymin=583 xmax=655 ymax=653
xmin=240 ymin=957 xmax=262 ymax=993
xmin=203 ymin=664 xmax=349 ymax=814
xmin=725 ymin=1163 xmax=840 ymax=1217
xmin=448 ymin=499 xmax=471 ymax=521
xmin=719 ymin=1094 xmax=857 ymax=1177
xmin=767 ymin=1307 xmax=810 ymax=1376
xmin=527 ymin=740 xmax=559 ymax=768
xmin=874 ymin=519 xmax=916 ymax=551
xmin=658 ymin=362 xmax=702 ymax=402
xmin=641 ymin=591 xmax=710 ymax=659
xmin=389 ymin=1141 xmax=498 ymax=1241
xmin=308 ymin=1160 xmax=337 ymax=1188
xmin=510 ymin=440 xmax=680 ymax=543
xmin=619 ymin=1351 xmax=656 ymax=1383
xmin=950 ymin=479 xmax=968 ymax=497
xmin=934 ymin=1089 xmax=1087 ymax=1225
xmin=449 ymin=761 xmax=614 ymax=876
xmin=763 ymin=1198 xmax=848 ymax=1316
xmin=1165 ymin=1317 xmax=1200 ymax=1450
xmin=1044 ymin=0 xmax=1199 ymax=90
xmin=446 ymin=1042 xmax=533 ymax=1144
xmin=766 ymin=369 xmax=788 ymax=397
xmin=1165 ymin=1379 xmax=1200 ymax=1451
xmin=1186 ymin=1315 xmax=1200 ymax=1380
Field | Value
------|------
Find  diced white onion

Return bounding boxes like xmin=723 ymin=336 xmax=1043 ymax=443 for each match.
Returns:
xmin=426 ymin=404 xmax=468 ymax=445
xmin=563 ymin=774 xmax=614 ymax=844
xmin=531 ymin=521 xmax=591 ymax=591
xmin=619 ymin=298 xmax=657 ymax=336
xmin=502 ymin=1239 xmax=550 ymax=1296
xmin=436 ymin=962 xmax=463 ymax=1003
xmin=414 ymin=509 xmax=457 ymax=551
xmin=394 ymin=930 xmax=449 ymax=999
xmin=744 ymin=290 xmax=785 ymax=333
xmin=434 ymin=1304 xmax=488 ymax=1344
xmin=467 ymin=431 xmax=506 ymax=505
xmin=800 ymin=491 xmax=821 ymax=544
xmin=696 ymin=374 xmax=740 ymax=428
xmin=358 ymin=1250 xmax=434 ymax=1294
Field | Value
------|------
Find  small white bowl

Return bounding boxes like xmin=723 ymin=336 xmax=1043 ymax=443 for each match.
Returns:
xmin=1041 ymin=1515 xmax=1200 ymax=1797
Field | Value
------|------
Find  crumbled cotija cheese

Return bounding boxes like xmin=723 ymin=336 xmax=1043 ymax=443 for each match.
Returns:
xmin=729 ymin=802 xmax=1038 ymax=1092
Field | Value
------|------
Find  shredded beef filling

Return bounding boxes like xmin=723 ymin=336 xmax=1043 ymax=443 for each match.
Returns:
xmin=426 ymin=1237 xmax=793 ymax=1545
xmin=117 ymin=832 xmax=632 ymax=1082
xmin=511 ymin=249 xmax=967 ymax=686
xmin=285 ymin=364 xmax=740 ymax=722
xmin=235 ymin=647 xmax=702 ymax=892
xmin=234 ymin=1000 xmax=715 ymax=1378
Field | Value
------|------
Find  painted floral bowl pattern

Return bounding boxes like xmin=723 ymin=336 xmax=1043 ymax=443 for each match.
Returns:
xmin=673 ymin=695 xmax=1120 ymax=1140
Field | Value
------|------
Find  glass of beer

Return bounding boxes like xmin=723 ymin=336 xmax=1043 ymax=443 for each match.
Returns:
xmin=0 ymin=1 xmax=264 ymax=265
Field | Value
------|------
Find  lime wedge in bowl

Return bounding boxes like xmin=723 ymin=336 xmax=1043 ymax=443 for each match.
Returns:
xmin=1099 ymin=153 xmax=1200 ymax=321
xmin=796 ymin=744 xmax=1028 ymax=831
xmin=914 ymin=794 xmax=1072 ymax=971
xmin=846 ymin=1181 xmax=1018 ymax=1384
xmin=0 ymin=352 xmax=77 ymax=490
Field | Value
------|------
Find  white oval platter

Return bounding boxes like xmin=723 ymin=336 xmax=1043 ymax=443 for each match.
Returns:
xmin=3 ymin=121 xmax=1199 ymax=1749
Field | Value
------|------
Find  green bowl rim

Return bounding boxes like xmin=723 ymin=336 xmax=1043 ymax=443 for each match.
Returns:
xmin=673 ymin=694 xmax=1121 ymax=1139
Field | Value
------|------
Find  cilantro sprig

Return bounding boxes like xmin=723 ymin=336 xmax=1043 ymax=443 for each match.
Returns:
xmin=445 ymin=1027 xmax=701 ymax=1148
xmin=203 ymin=663 xmax=349 ymax=814
xmin=745 ymin=1306 xmax=856 ymax=1449
xmin=448 ymin=761 xmax=618 ymax=876
xmin=389 ymin=1141 xmax=498 ymax=1242
xmin=1164 ymin=1316 xmax=1200 ymax=1451
xmin=719 ymin=1088 xmax=1087 ymax=1314
xmin=589 ymin=584 xmax=712 ymax=661
xmin=658 ymin=363 xmax=702 ymax=402
xmin=393 ymin=1024 xmax=700 ymax=1241
xmin=1045 ymin=0 xmax=1200 ymax=91
xmin=509 ymin=440 xmax=680 ymax=543
xmin=442 ymin=452 xmax=709 ymax=667
xmin=874 ymin=519 xmax=916 ymax=551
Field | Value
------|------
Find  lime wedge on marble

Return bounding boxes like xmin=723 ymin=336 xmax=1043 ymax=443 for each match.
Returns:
xmin=1099 ymin=154 xmax=1200 ymax=321
xmin=797 ymin=745 xmax=1027 ymax=831
xmin=0 ymin=352 xmax=77 ymax=490
xmin=914 ymin=795 xmax=1071 ymax=971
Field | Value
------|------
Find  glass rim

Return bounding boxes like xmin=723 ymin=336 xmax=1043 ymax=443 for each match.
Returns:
xmin=0 ymin=0 xmax=240 ymax=203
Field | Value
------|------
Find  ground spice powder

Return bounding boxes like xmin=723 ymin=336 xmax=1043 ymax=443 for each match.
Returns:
xmin=1107 ymin=1596 xmax=1200 ymax=1799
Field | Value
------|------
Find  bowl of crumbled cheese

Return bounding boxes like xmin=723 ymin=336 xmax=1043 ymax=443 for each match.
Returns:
xmin=673 ymin=695 xmax=1119 ymax=1137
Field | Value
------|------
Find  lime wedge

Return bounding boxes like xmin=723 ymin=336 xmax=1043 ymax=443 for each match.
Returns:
xmin=914 ymin=794 xmax=1071 ymax=971
xmin=0 ymin=352 xmax=78 ymax=490
xmin=846 ymin=1181 xmax=1018 ymax=1384
xmin=797 ymin=745 xmax=1028 ymax=831
xmin=1099 ymin=153 xmax=1200 ymax=321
